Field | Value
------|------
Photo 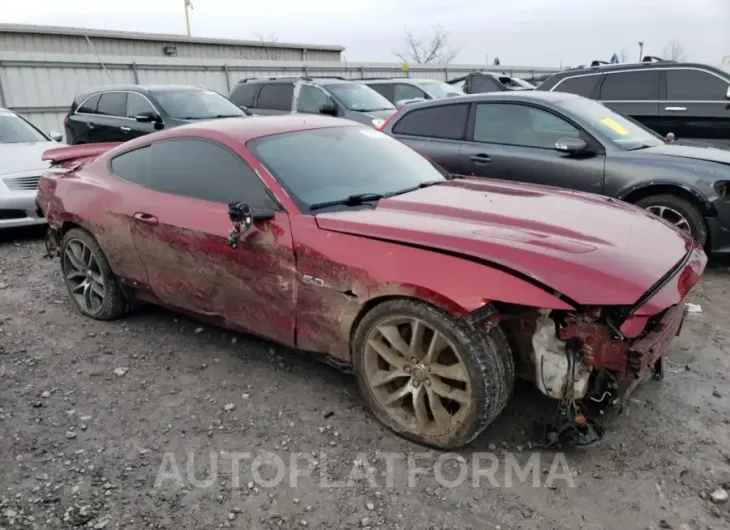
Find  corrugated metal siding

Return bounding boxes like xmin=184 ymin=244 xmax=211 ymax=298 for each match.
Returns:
xmin=0 ymin=31 xmax=342 ymax=61
xmin=0 ymin=51 xmax=559 ymax=134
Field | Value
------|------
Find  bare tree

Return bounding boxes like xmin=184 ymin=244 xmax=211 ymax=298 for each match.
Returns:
xmin=254 ymin=31 xmax=280 ymax=60
xmin=619 ymin=49 xmax=627 ymax=63
xmin=394 ymin=24 xmax=460 ymax=65
xmin=663 ymin=40 xmax=687 ymax=61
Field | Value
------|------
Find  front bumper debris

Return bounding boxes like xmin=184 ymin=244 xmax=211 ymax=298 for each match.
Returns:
xmin=45 ymin=227 xmax=61 ymax=259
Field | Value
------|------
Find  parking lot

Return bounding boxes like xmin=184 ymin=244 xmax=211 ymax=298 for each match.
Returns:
xmin=0 ymin=227 xmax=728 ymax=529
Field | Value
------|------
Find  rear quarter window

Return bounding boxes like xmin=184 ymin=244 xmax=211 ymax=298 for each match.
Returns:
xmin=553 ymin=75 xmax=602 ymax=97
xmin=230 ymin=83 xmax=260 ymax=107
xmin=391 ymin=104 xmax=469 ymax=140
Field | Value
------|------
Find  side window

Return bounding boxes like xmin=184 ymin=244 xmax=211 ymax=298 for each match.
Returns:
xmin=391 ymin=104 xmax=468 ymax=140
xmin=394 ymin=83 xmax=427 ymax=102
xmin=470 ymin=76 xmax=499 ymax=93
xmin=77 ymin=94 xmax=100 ymax=114
xmin=148 ymin=139 xmax=275 ymax=207
xmin=110 ymin=146 xmax=151 ymax=186
xmin=96 ymin=92 xmax=128 ymax=117
xmin=229 ymin=83 xmax=260 ymax=107
xmin=599 ymin=71 xmax=659 ymax=100
xmin=554 ymin=75 xmax=602 ymax=97
xmin=126 ymin=93 xmax=155 ymax=118
xmin=256 ymin=83 xmax=294 ymax=111
xmin=296 ymin=85 xmax=332 ymax=113
xmin=473 ymin=103 xmax=580 ymax=149
xmin=666 ymin=69 xmax=730 ymax=101
xmin=366 ymin=84 xmax=394 ymax=102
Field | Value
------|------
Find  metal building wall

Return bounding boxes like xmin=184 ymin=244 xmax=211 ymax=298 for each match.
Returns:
xmin=0 ymin=52 xmax=559 ymax=134
xmin=0 ymin=25 xmax=344 ymax=62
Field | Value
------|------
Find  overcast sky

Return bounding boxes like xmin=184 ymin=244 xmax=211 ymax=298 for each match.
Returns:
xmin=5 ymin=0 xmax=730 ymax=66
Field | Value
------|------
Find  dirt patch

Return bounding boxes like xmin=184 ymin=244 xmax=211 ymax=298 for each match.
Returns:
xmin=1 ymin=227 xmax=730 ymax=529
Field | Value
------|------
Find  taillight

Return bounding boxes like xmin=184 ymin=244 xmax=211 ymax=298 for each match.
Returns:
xmin=63 ymin=117 xmax=69 ymax=127
xmin=378 ymin=107 xmax=405 ymax=132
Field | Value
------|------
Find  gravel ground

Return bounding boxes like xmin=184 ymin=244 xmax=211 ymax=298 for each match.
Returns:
xmin=1 ymin=226 xmax=730 ymax=530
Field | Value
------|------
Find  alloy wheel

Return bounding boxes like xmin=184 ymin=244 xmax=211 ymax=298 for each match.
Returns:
xmin=363 ymin=316 xmax=473 ymax=437
xmin=62 ymin=238 xmax=106 ymax=314
xmin=645 ymin=205 xmax=692 ymax=234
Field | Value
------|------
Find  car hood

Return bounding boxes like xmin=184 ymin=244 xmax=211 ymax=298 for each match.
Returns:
xmin=642 ymin=143 xmax=730 ymax=165
xmin=0 ymin=142 xmax=55 ymax=176
xmin=314 ymin=178 xmax=694 ymax=307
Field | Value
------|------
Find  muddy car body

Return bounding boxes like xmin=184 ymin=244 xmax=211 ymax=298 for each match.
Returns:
xmin=36 ymin=115 xmax=706 ymax=449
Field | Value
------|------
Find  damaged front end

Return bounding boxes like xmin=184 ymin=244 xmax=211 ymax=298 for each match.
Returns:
xmin=499 ymin=243 xmax=705 ymax=448
xmin=501 ymin=301 xmax=687 ymax=448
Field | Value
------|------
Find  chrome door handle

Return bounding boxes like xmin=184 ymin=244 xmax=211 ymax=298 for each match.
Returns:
xmin=120 ymin=126 xmax=131 ymax=132
xmin=664 ymin=107 xmax=686 ymax=111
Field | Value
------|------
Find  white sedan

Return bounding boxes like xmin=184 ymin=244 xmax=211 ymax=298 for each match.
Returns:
xmin=0 ymin=108 xmax=63 ymax=229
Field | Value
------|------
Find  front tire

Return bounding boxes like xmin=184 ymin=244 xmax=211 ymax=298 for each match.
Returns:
xmin=352 ymin=299 xmax=514 ymax=450
xmin=635 ymin=194 xmax=707 ymax=245
xmin=60 ymin=228 xmax=126 ymax=320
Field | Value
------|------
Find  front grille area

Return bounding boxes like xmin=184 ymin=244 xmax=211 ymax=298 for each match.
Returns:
xmin=4 ymin=175 xmax=41 ymax=191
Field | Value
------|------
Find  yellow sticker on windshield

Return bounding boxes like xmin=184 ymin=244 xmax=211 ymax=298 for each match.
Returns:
xmin=599 ymin=117 xmax=630 ymax=136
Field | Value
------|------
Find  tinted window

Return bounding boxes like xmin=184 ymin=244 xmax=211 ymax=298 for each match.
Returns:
xmin=366 ymin=83 xmax=393 ymax=101
xmin=229 ymin=83 xmax=260 ymax=107
xmin=96 ymin=92 xmax=128 ymax=117
xmin=470 ymin=76 xmax=499 ymax=93
xmin=256 ymin=83 xmax=294 ymax=111
xmin=474 ymin=104 xmax=580 ymax=149
xmin=666 ymin=69 xmax=730 ymax=101
xmin=148 ymin=139 xmax=273 ymax=207
xmin=391 ymin=104 xmax=468 ymax=139
xmin=248 ymin=126 xmax=447 ymax=211
xmin=126 ymin=93 xmax=155 ymax=118
xmin=394 ymin=83 xmax=427 ymax=102
xmin=599 ymin=71 xmax=659 ymax=100
xmin=554 ymin=75 xmax=601 ymax=97
xmin=0 ymin=110 xmax=48 ymax=143
xmin=153 ymin=89 xmax=243 ymax=119
xmin=110 ymin=146 xmax=151 ymax=185
xmin=296 ymin=85 xmax=333 ymax=114
xmin=78 ymin=94 xmax=100 ymax=114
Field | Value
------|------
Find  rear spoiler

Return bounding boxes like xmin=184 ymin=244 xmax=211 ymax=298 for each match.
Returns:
xmin=42 ymin=142 xmax=123 ymax=168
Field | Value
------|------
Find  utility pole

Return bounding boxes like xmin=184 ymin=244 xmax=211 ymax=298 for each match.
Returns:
xmin=184 ymin=0 xmax=193 ymax=36
xmin=637 ymin=41 xmax=644 ymax=61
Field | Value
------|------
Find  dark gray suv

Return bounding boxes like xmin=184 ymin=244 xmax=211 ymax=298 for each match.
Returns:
xmin=228 ymin=76 xmax=396 ymax=128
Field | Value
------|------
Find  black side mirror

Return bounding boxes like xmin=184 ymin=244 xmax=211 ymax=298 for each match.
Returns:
xmin=227 ymin=202 xmax=275 ymax=248
xmin=135 ymin=111 xmax=161 ymax=123
xmin=318 ymin=101 xmax=339 ymax=117
xmin=554 ymin=137 xmax=588 ymax=155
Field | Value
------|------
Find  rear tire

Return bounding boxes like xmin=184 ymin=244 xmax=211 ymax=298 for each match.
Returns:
xmin=635 ymin=194 xmax=707 ymax=245
xmin=352 ymin=299 xmax=514 ymax=450
xmin=60 ymin=228 xmax=127 ymax=320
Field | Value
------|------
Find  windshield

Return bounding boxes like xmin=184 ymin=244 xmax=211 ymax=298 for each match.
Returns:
xmin=152 ymin=89 xmax=244 ymax=119
xmin=0 ymin=111 xmax=48 ymax=143
xmin=248 ymin=126 xmax=447 ymax=211
xmin=556 ymin=97 xmax=664 ymax=150
xmin=416 ymin=81 xmax=465 ymax=98
xmin=326 ymin=84 xmax=395 ymax=112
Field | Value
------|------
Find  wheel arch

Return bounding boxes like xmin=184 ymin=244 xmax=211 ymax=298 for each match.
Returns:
xmin=618 ymin=182 xmax=713 ymax=215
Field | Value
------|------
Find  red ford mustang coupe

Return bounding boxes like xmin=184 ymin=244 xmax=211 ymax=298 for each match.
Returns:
xmin=37 ymin=115 xmax=706 ymax=449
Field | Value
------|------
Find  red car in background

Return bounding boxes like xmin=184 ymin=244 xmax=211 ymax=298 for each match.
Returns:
xmin=37 ymin=115 xmax=706 ymax=449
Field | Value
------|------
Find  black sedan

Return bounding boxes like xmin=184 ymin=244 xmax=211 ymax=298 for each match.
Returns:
xmin=379 ymin=91 xmax=730 ymax=255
